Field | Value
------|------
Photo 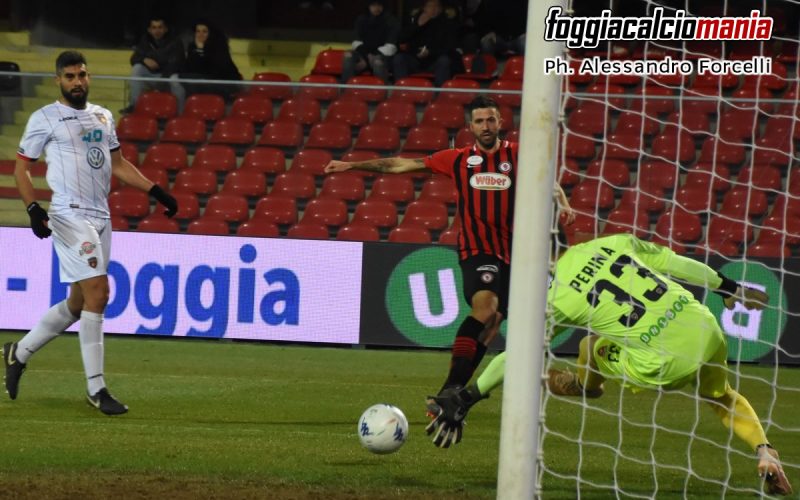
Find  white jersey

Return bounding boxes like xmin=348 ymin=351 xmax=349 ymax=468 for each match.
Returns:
xmin=17 ymin=100 xmax=120 ymax=218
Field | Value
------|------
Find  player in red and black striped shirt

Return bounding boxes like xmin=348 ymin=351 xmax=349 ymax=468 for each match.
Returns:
xmin=325 ymin=96 xmax=574 ymax=427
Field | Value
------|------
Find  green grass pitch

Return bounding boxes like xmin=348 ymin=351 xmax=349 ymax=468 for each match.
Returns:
xmin=0 ymin=331 xmax=797 ymax=499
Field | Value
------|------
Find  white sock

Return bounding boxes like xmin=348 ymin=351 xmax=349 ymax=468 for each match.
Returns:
xmin=17 ymin=300 xmax=79 ymax=363
xmin=79 ymin=311 xmax=106 ymax=395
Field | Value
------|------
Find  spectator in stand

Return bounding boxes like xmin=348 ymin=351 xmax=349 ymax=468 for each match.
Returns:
xmin=341 ymin=0 xmax=400 ymax=83
xmin=172 ymin=20 xmax=243 ymax=112
xmin=471 ymin=0 xmax=527 ymax=58
xmin=393 ymin=0 xmax=462 ymax=87
xmin=122 ymin=16 xmax=184 ymax=114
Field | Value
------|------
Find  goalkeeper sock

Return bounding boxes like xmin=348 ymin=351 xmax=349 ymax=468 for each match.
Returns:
xmin=79 ymin=311 xmax=106 ymax=396
xmin=471 ymin=342 xmax=488 ymax=372
xmin=442 ymin=316 xmax=485 ymax=389
xmin=707 ymin=386 xmax=768 ymax=451
xmin=476 ymin=351 xmax=506 ymax=396
xmin=17 ymin=300 xmax=79 ymax=363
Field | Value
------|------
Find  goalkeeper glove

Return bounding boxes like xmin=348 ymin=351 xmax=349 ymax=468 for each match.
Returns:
xmin=425 ymin=385 xmax=485 ymax=448
xmin=724 ymin=286 xmax=768 ymax=311
xmin=26 ymin=201 xmax=51 ymax=238
xmin=149 ymin=185 xmax=178 ymax=218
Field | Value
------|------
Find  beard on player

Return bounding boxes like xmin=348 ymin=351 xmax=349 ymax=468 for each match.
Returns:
xmin=61 ymin=83 xmax=88 ymax=108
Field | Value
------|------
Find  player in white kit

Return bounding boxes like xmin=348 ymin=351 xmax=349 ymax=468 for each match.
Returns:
xmin=4 ymin=51 xmax=178 ymax=415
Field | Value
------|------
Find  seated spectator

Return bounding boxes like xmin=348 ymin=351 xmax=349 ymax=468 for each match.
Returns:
xmin=393 ymin=0 xmax=462 ymax=87
xmin=172 ymin=20 xmax=243 ymax=111
xmin=473 ymin=0 xmax=527 ymax=58
xmin=341 ymin=0 xmax=400 ymax=83
xmin=122 ymin=16 xmax=185 ymax=114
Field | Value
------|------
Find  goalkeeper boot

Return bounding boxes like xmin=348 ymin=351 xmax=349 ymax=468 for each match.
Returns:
xmin=757 ymin=444 xmax=793 ymax=496
xmin=547 ymin=369 xmax=603 ymax=398
xmin=3 ymin=342 xmax=26 ymax=400
xmin=87 ymin=388 xmax=128 ymax=415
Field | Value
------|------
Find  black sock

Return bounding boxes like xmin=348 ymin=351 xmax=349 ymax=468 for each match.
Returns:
xmin=442 ymin=316 xmax=485 ymax=390
xmin=471 ymin=342 xmax=488 ymax=372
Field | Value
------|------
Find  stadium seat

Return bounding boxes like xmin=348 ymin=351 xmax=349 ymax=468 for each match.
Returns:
xmin=742 ymin=60 xmax=786 ymax=91
xmin=240 ymin=147 xmax=286 ymax=175
xmin=311 ymin=49 xmax=346 ymax=76
xmin=389 ymin=77 xmax=435 ymax=104
xmin=109 ymin=187 xmax=151 ymax=218
xmin=342 ymin=150 xmax=381 ymax=163
xmin=336 ymin=222 xmax=380 ymax=241
xmin=290 ymin=148 xmax=333 ymax=176
xmin=682 ymin=86 xmax=719 ymax=114
xmin=737 ymin=165 xmax=782 ymax=192
xmin=161 ymin=116 xmax=206 ymax=144
xmin=402 ymin=200 xmax=449 ymax=231
xmin=136 ymin=214 xmax=179 ymax=233
xmin=563 ymin=132 xmax=597 ymax=159
xmin=602 ymin=133 xmax=642 ymax=160
xmin=638 ymin=161 xmax=678 ymax=192
xmin=654 ymin=209 xmax=702 ymax=243
xmin=134 ymin=91 xmax=177 ymax=120
xmin=388 ymin=224 xmax=432 ymax=243
xmin=674 ymin=184 xmax=716 ymax=213
xmin=324 ymin=98 xmax=369 ymax=128
xmin=237 ymin=220 xmax=280 ymax=237
xmin=276 ymin=97 xmax=322 ymax=126
xmin=208 ymin=118 xmax=255 ymax=146
xmin=558 ymin=158 xmax=581 ymax=188
xmin=499 ymin=56 xmax=524 ymax=81
xmin=319 ymin=172 xmax=366 ymax=203
xmin=594 ymin=72 xmax=641 ymax=87
xmin=585 ymin=159 xmax=629 ymax=187
xmin=691 ymin=71 xmax=738 ymax=90
xmin=584 ymin=83 xmax=626 ymax=109
xmin=763 ymin=116 xmax=800 ymax=141
xmin=438 ymin=225 xmax=459 ymax=245
xmin=706 ymin=217 xmax=754 ymax=245
xmin=270 ymin=171 xmax=317 ymax=200
xmin=569 ymin=180 xmax=615 ymax=211
xmin=352 ymin=198 xmax=398 ymax=228
xmin=372 ymin=101 xmax=417 ymax=129
xmin=287 ymin=222 xmax=330 ymax=240
xmin=437 ymin=79 xmax=479 ymax=104
xmin=650 ymin=129 xmax=696 ymax=163
xmin=250 ymin=72 xmax=293 ymax=100
xmin=138 ymin=166 xmax=169 ymax=189
xmin=221 ymin=169 xmax=267 ymax=198
xmin=453 ymin=128 xmax=474 ymax=148
xmin=420 ymin=101 xmax=465 ymax=130
xmin=368 ymin=174 xmax=415 ymax=204
xmin=229 ymin=95 xmax=273 ymax=124
xmin=354 ymin=124 xmax=400 ymax=152
xmin=489 ymin=79 xmax=522 ymax=109
xmin=187 ymin=217 xmax=229 ymax=236
xmin=296 ymin=74 xmax=339 ymax=101
xmin=116 ymin=115 xmax=158 ymax=142
xmin=110 ymin=214 xmax=129 ymax=231
xmin=717 ymin=108 xmax=758 ymax=141
xmin=684 ymin=162 xmax=731 ymax=193
xmin=698 ymin=137 xmax=746 ymax=165
xmin=602 ymin=206 xmax=650 ymax=238
xmin=629 ymin=85 xmax=675 ymax=115
xmin=746 ymin=241 xmax=790 ymax=258
xmin=699 ymin=239 xmax=740 ymax=257
xmin=171 ymin=191 xmax=200 ymax=220
xmin=402 ymin=125 xmax=449 ymax=153
xmin=119 ymin=142 xmax=139 ymax=166
xmin=419 ymin=175 xmax=457 ymax=205
xmin=731 ymin=86 xmax=774 ymax=114
xmin=720 ymin=186 xmax=769 ymax=218
xmin=567 ymin=103 xmax=611 ymax=136
xmin=618 ymin=188 xmax=665 ymax=214
xmin=173 ymin=169 xmax=218 ymax=196
xmin=305 ymin=122 xmax=352 ymax=151
xmin=141 ymin=143 xmax=188 ymax=171
xmin=257 ymin=120 xmax=304 ymax=150
xmin=562 ymin=211 xmax=600 ymax=244
xmin=454 ymin=53 xmax=497 ymax=81
xmin=301 ymin=197 xmax=348 ymax=227
xmin=191 ymin=144 xmax=237 ymax=173
xmin=253 ymin=195 xmax=298 ymax=226
xmin=204 ymin=192 xmax=250 ymax=222
xmin=763 ymin=214 xmax=800 ymax=245
xmin=752 ymin=134 xmax=793 ymax=167
xmin=342 ymin=75 xmax=387 ymax=102
xmin=663 ymin=110 xmax=711 ymax=137
xmin=183 ymin=93 xmax=226 ymax=122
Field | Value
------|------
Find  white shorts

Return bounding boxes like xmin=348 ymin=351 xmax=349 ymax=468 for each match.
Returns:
xmin=49 ymin=212 xmax=111 ymax=283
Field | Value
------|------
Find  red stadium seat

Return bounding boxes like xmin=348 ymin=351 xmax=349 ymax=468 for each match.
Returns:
xmin=187 ymin=217 xmax=229 ymax=235
xmin=505 ymin=129 xmax=520 ymax=142
xmin=138 ymin=166 xmax=169 ymax=189
xmin=354 ymin=123 xmax=400 ymax=152
xmin=305 ymin=122 xmax=352 ymax=150
xmin=221 ymin=170 xmax=267 ymax=198
xmin=287 ymin=222 xmax=330 ymax=240
xmin=171 ymin=191 xmax=200 ymax=220
xmin=602 ymin=133 xmax=642 ymax=160
xmin=229 ymin=95 xmax=273 ymax=124
xmin=698 ymin=239 xmax=740 ymax=257
xmin=110 ymin=215 xmax=129 ymax=231
xmin=684 ymin=163 xmax=731 ymax=193
xmin=569 ymin=180 xmax=616 ymax=211
xmin=209 ymin=118 xmax=255 ymax=146
xmin=141 ymin=143 xmax=188 ymax=171
xmin=290 ymin=148 xmax=333 ymax=176
xmin=691 ymin=71 xmax=738 ymax=90
xmin=663 ymin=110 xmax=711 ymax=137
xmin=119 ymin=142 xmax=139 ymax=166
xmin=584 ymin=83 xmax=626 ymax=109
xmin=558 ymin=158 xmax=581 ymax=188
xmin=342 ymin=75 xmax=387 ymax=102
xmin=311 ymin=49 xmax=346 ymax=76
xmin=454 ymin=128 xmax=474 ymax=148
xmin=567 ymin=103 xmax=610 ymax=136
xmin=301 ymin=197 xmax=348 ymax=227
xmin=372 ymin=101 xmax=417 ymax=128
xmin=585 ymin=159 xmax=629 ymax=187
xmin=674 ymin=184 xmax=716 ymax=213
xmin=237 ymin=220 xmax=280 ymax=237
xmin=253 ymin=195 xmax=298 ymax=226
xmin=276 ymin=97 xmax=322 ymax=126
xmin=403 ymin=200 xmax=449 ymax=231
xmin=420 ymin=101 xmax=465 ymax=129
xmin=204 ymin=193 xmax=250 ymax=222
xmin=650 ymin=129 xmax=695 ymax=163
xmin=763 ymin=213 xmax=800 ymax=245
xmin=257 ymin=120 xmax=304 ymax=150
xmin=136 ymin=214 xmax=179 ymax=234
xmin=352 ymin=198 xmax=398 ymax=228
xmin=562 ymin=132 xmax=596 ymax=159
xmin=240 ymin=147 xmax=286 ymax=175
xmin=250 ymin=72 xmax=293 ymax=100
xmin=161 ymin=117 xmax=206 ymax=144
xmin=438 ymin=225 xmax=459 ymax=245
xmin=489 ymin=79 xmax=522 ymax=108
xmin=698 ymin=137 xmax=746 ymax=165
xmin=629 ymin=85 xmax=675 ymax=115
xmin=499 ymin=56 xmax=524 ymax=81
xmin=682 ymin=86 xmax=720 ymax=114
xmin=638 ymin=161 xmax=678 ymax=192
xmin=174 ymin=169 xmax=218 ymax=196
xmin=389 ymin=77 xmax=435 ymax=104
xmin=402 ymin=125 xmax=449 ymax=153
xmin=707 ymin=217 xmax=754 ymax=245
xmin=368 ymin=174 xmax=415 ymax=204
xmin=319 ymin=172 xmax=366 ymax=202
xmin=720 ymin=186 xmax=769 ymax=218
xmin=602 ymin=206 xmax=650 ymax=238
xmin=191 ymin=144 xmax=237 ymax=173
xmin=746 ymin=241 xmax=790 ymax=258
xmin=336 ymin=222 xmax=380 ymax=241
xmin=134 ymin=91 xmax=177 ymax=120
xmin=419 ymin=175 xmax=457 ymax=205
xmin=183 ymin=93 xmax=226 ymax=122
xmin=737 ymin=165 xmax=782 ymax=192
xmin=270 ymin=171 xmax=316 ymax=200
xmin=437 ymin=79 xmax=479 ymax=104
xmin=455 ymin=53 xmax=497 ymax=81
xmin=752 ymin=133 xmax=793 ymax=167
xmin=654 ymin=209 xmax=702 ymax=243
xmin=324 ymin=98 xmax=369 ymax=127
xmin=731 ymin=86 xmax=774 ymax=114
xmin=618 ymin=188 xmax=665 ymax=214
xmin=109 ymin=187 xmax=150 ymax=218
xmin=742 ymin=60 xmax=788 ymax=91
xmin=562 ymin=212 xmax=600 ymax=244
xmin=388 ymin=224 xmax=432 ymax=243
xmin=341 ymin=150 xmax=380 ymax=163
xmin=296 ymin=74 xmax=339 ymax=101
xmin=717 ymin=109 xmax=758 ymax=141
xmin=116 ymin=115 xmax=158 ymax=142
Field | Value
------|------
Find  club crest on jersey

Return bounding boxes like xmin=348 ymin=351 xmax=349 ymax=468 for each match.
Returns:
xmin=467 ymin=155 xmax=483 ymax=167
xmin=87 ymin=146 xmax=104 ymax=169
xmin=88 ymin=257 xmax=98 ymax=268
xmin=94 ymin=113 xmax=107 ymax=125
xmin=79 ymin=241 xmax=96 ymax=256
xmin=498 ymin=161 xmax=512 ymax=172
xmin=469 ymin=172 xmax=512 ymax=190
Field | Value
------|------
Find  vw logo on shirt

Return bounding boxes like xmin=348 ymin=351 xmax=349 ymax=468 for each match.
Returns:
xmin=87 ymin=147 xmax=105 ymax=169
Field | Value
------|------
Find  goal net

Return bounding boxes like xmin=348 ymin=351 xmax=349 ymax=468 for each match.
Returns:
xmin=541 ymin=1 xmax=800 ymax=497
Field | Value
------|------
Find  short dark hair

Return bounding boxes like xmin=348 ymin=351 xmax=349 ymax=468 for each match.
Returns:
xmin=55 ymin=51 xmax=87 ymax=75
xmin=467 ymin=96 xmax=500 ymax=117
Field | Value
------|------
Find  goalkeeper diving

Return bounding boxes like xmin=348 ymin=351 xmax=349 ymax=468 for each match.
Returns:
xmin=426 ymin=233 xmax=793 ymax=496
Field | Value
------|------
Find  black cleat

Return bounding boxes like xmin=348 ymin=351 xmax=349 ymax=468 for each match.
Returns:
xmin=3 ymin=342 xmax=26 ymax=400
xmin=86 ymin=388 xmax=128 ymax=415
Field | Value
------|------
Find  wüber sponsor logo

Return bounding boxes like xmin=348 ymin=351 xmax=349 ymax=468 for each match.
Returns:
xmin=469 ymin=172 xmax=511 ymax=190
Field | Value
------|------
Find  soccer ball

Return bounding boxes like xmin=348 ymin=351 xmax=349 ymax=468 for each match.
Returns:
xmin=358 ymin=404 xmax=408 ymax=454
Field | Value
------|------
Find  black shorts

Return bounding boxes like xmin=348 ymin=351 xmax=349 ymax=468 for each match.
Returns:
xmin=459 ymin=254 xmax=510 ymax=318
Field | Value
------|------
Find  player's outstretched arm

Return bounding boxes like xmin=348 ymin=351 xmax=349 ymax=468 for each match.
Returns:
xmin=110 ymin=150 xmax=178 ymax=218
xmin=323 ymin=157 xmax=426 ymax=175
